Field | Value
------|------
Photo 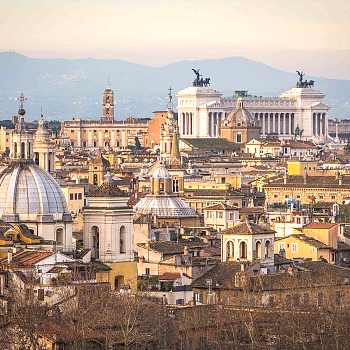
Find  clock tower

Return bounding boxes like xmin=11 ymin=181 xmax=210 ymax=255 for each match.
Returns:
xmin=102 ymin=82 xmax=114 ymax=122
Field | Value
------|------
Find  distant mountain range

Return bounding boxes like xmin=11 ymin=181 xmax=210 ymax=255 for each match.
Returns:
xmin=0 ymin=52 xmax=349 ymax=121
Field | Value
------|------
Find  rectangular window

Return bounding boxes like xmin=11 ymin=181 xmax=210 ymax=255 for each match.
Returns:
xmin=195 ymin=293 xmax=203 ymax=303
xmin=176 ymin=299 xmax=184 ymax=305
xmin=285 ymin=294 xmax=291 ymax=308
xmin=335 ymin=291 xmax=341 ymax=307
xmin=332 ymin=253 xmax=335 ymax=262
xmin=279 ymin=243 xmax=285 ymax=251
xmin=38 ymin=289 xmax=44 ymax=301
xmin=70 ymin=130 xmax=74 ymax=133
xmin=293 ymin=294 xmax=301 ymax=307
xmin=292 ymin=243 xmax=298 ymax=252
xmin=285 ymin=195 xmax=289 ymax=199
xmin=297 ymin=218 xmax=301 ymax=224
xmin=249 ymin=297 xmax=256 ymax=307
xmin=78 ymin=193 xmax=82 ymax=200
xmin=83 ymin=130 xmax=87 ymax=133
xmin=318 ymin=292 xmax=323 ymax=307
xmin=274 ymin=194 xmax=278 ymax=198
xmin=145 ymin=268 xmax=150 ymax=276
xmin=319 ymin=196 xmax=324 ymax=200
xmin=331 ymin=195 xmax=336 ymax=200
xmin=70 ymin=193 xmax=73 ymax=200
xmin=229 ymin=212 xmax=235 ymax=221
xmin=311 ymin=248 xmax=315 ymax=253
xmin=75 ymin=193 xmax=77 ymax=200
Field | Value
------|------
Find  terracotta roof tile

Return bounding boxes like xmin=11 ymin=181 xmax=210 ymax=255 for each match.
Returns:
xmin=221 ymin=221 xmax=275 ymax=236
xmin=303 ymin=222 xmax=338 ymax=229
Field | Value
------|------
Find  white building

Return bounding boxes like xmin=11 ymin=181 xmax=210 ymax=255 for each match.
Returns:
xmin=0 ymin=97 xmax=73 ymax=252
xmin=177 ymin=83 xmax=330 ymax=143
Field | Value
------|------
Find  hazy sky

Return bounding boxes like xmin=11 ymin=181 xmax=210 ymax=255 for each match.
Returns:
xmin=1 ymin=0 xmax=349 ymax=79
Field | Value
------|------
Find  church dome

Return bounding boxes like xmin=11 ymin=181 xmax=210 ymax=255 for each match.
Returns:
xmin=134 ymin=194 xmax=198 ymax=218
xmin=153 ymin=166 xmax=171 ymax=179
xmin=224 ymin=98 xmax=255 ymax=126
xmin=0 ymin=162 xmax=69 ymax=217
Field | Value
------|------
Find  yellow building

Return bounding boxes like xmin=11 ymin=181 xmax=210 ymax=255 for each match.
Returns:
xmin=88 ymin=152 xmax=110 ymax=186
xmin=275 ymin=234 xmax=334 ymax=262
xmin=61 ymin=185 xmax=85 ymax=215
xmin=0 ymin=126 xmax=11 ymax=153
xmin=184 ymin=181 xmax=230 ymax=191
xmin=302 ymin=222 xmax=338 ymax=249
xmin=287 ymin=160 xmax=318 ymax=175
xmin=263 ymin=173 xmax=350 ymax=204
xmin=214 ymin=173 xmax=242 ymax=190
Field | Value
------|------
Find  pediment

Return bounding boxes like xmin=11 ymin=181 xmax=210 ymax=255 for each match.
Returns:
xmin=309 ymin=102 xmax=330 ymax=110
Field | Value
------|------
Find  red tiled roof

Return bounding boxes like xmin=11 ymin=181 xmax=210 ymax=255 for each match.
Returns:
xmin=158 ymin=272 xmax=181 ymax=281
xmin=303 ymin=222 xmax=337 ymax=229
xmin=0 ymin=250 xmax=54 ymax=266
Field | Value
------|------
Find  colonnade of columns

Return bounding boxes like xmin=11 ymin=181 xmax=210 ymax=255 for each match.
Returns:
xmin=312 ymin=113 xmax=326 ymax=138
xmin=34 ymin=151 xmax=55 ymax=172
xmin=208 ymin=112 xmax=223 ymax=137
xmin=255 ymin=113 xmax=295 ymax=136
xmin=181 ymin=112 xmax=194 ymax=136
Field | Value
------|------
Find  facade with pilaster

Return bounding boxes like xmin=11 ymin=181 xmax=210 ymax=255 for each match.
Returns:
xmin=177 ymin=85 xmax=330 ymax=143
xmin=61 ymin=85 xmax=147 ymax=149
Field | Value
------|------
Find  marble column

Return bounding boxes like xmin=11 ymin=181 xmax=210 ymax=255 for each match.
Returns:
xmin=278 ymin=114 xmax=281 ymax=136
xmin=262 ymin=114 xmax=265 ymax=135
xmin=288 ymin=114 xmax=292 ymax=135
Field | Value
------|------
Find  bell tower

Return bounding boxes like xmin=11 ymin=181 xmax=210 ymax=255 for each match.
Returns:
xmin=102 ymin=79 xmax=114 ymax=122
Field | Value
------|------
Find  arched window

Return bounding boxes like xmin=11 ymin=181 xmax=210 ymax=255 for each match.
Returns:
xmin=173 ymin=179 xmax=179 ymax=193
xmin=93 ymin=174 xmax=98 ymax=186
xmin=265 ymin=240 xmax=271 ymax=258
xmin=91 ymin=226 xmax=100 ymax=259
xmin=256 ymin=241 xmax=261 ymax=259
xmin=120 ymin=226 xmax=126 ymax=253
xmin=240 ymin=241 xmax=247 ymax=259
xmin=226 ymin=241 xmax=234 ymax=260
xmin=21 ymin=142 xmax=25 ymax=158
xmin=56 ymin=228 xmax=64 ymax=245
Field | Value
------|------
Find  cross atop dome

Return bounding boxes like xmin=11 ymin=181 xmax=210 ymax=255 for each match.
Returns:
xmin=167 ymin=86 xmax=174 ymax=109
xmin=16 ymin=93 xmax=27 ymax=116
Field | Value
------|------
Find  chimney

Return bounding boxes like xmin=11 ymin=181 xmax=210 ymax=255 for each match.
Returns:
xmin=7 ymin=249 xmax=13 ymax=264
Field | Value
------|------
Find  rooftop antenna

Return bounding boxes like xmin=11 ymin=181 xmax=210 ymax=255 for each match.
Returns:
xmin=107 ymin=75 xmax=110 ymax=89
